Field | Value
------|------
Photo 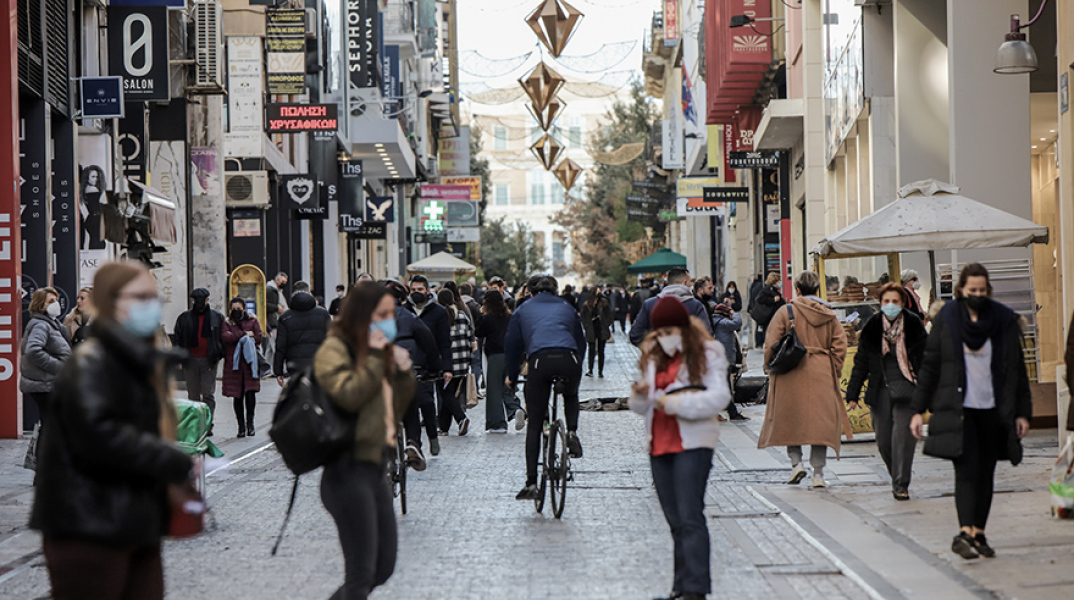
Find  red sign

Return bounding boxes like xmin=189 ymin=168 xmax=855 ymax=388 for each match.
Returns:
xmin=419 ymin=184 xmax=471 ymax=200
xmin=723 ymin=124 xmax=736 ymax=183
xmin=732 ymin=106 xmax=762 ymax=152
xmin=664 ymin=0 xmax=679 ymax=43
xmin=0 ymin=0 xmax=21 ymax=438
xmin=265 ymin=103 xmax=339 ymax=133
xmin=705 ymin=0 xmax=772 ymax=124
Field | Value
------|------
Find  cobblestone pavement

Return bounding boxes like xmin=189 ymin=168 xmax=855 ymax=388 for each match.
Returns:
xmin=14 ymin=328 xmax=1068 ymax=598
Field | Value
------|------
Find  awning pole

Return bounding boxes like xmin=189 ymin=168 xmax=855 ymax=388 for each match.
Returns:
xmin=929 ymin=250 xmax=938 ymax=306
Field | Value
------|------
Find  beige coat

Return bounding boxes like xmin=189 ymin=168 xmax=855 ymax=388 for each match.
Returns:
xmin=757 ymin=296 xmax=849 ymax=455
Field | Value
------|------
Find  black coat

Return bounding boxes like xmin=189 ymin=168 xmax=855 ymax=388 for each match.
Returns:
xmin=751 ymin=285 xmax=784 ymax=326
xmin=720 ymin=289 xmax=743 ymax=312
xmin=408 ymin=301 xmax=452 ymax=374
xmin=394 ymin=305 xmax=442 ymax=374
xmin=173 ymin=307 xmax=225 ymax=363
xmin=30 ymin=323 xmax=192 ymax=546
xmin=846 ymin=310 xmax=927 ymax=406
xmin=910 ymin=301 xmax=1032 ymax=464
xmin=274 ymin=292 xmax=331 ymax=376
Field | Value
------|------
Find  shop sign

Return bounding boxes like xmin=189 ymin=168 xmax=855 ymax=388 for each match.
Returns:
xmin=625 ymin=194 xmax=657 ymax=206
xmin=626 ymin=206 xmax=655 ymax=223
xmin=108 ymin=6 xmax=169 ymax=101
xmin=365 ymin=196 xmax=394 ymax=222
xmin=675 ymin=176 xmax=720 ymax=199
xmin=351 ymin=222 xmax=387 ymax=239
xmin=414 ymin=232 xmax=447 ymax=244
xmin=421 ymin=200 xmax=446 ymax=231
xmin=280 ymin=174 xmax=326 ymax=219
xmin=79 ymin=77 xmax=125 ymax=119
xmin=228 ymin=37 xmax=264 ymax=133
xmin=632 ymin=180 xmax=670 ymax=191
xmin=676 ymin=196 xmax=726 ymax=217
xmin=118 ymin=104 xmax=146 ymax=183
xmin=446 ymin=227 xmax=480 ymax=243
xmin=440 ymin=176 xmax=482 ymax=200
xmin=1062 ymin=73 xmax=1070 ymax=115
xmin=20 ymin=103 xmax=49 ymax=318
xmin=663 ymin=0 xmax=679 ymax=46
xmin=444 ymin=200 xmax=479 ymax=227
xmin=702 ymin=187 xmax=749 ymax=203
xmin=381 ymin=45 xmax=401 ymax=116
xmin=265 ymin=104 xmax=339 ymax=133
xmin=338 ymin=160 xmax=365 ymax=232
xmin=728 ymin=150 xmax=778 ymax=169
xmin=723 ymin=123 xmax=736 ymax=183
xmin=662 ymin=117 xmax=684 ymax=170
xmin=348 ymin=0 xmax=379 ymax=88
xmin=438 ymin=126 xmax=470 ymax=177
xmin=266 ymin=9 xmax=306 ymax=95
xmin=420 ymin=184 xmax=471 ymax=200
xmin=658 ymin=208 xmax=680 ymax=222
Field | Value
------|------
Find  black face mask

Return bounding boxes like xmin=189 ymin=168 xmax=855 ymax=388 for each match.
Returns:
xmin=700 ymin=293 xmax=713 ymax=302
xmin=963 ymin=295 xmax=990 ymax=312
xmin=230 ymin=309 xmax=245 ymax=322
xmin=410 ymin=292 xmax=427 ymax=306
xmin=192 ymin=299 xmax=208 ymax=314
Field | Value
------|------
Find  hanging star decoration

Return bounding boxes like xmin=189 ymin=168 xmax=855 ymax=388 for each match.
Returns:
xmin=525 ymin=0 xmax=584 ymax=58
xmin=526 ymin=98 xmax=567 ymax=131
xmin=552 ymin=157 xmax=582 ymax=190
xmin=518 ymin=62 xmax=566 ymax=113
xmin=530 ymin=133 xmax=563 ymax=170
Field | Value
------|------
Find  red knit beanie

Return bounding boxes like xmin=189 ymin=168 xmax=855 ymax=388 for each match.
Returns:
xmin=650 ymin=296 xmax=690 ymax=329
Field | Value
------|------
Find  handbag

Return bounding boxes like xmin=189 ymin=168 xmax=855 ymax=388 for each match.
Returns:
xmin=883 ymin=359 xmax=916 ymax=402
xmin=460 ymin=374 xmax=479 ymax=409
xmin=269 ymin=366 xmax=355 ymax=476
xmin=167 ymin=480 xmax=206 ymax=538
xmin=767 ymin=305 xmax=806 ymax=374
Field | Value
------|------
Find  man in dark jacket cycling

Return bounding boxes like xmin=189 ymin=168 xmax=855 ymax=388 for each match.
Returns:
xmin=505 ymin=275 xmax=586 ymax=501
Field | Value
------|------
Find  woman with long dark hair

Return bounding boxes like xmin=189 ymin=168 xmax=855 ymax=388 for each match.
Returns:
xmin=629 ymin=297 xmax=730 ymax=600
xmin=910 ymin=263 xmax=1031 ymax=559
xmin=476 ymin=291 xmax=523 ymax=432
xmin=436 ymin=288 xmax=473 ymax=436
xmin=314 ymin=283 xmax=415 ymax=599
xmin=719 ymin=281 xmax=742 ymax=313
xmin=221 ymin=298 xmax=262 ymax=437
xmin=581 ymin=286 xmax=613 ymax=377
xmin=31 ymin=261 xmax=193 ymax=600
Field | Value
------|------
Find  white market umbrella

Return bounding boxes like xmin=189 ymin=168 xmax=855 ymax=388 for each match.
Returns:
xmin=405 ymin=251 xmax=477 ymax=276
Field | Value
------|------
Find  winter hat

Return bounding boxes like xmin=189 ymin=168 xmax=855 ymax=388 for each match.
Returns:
xmin=190 ymin=288 xmax=210 ymax=300
xmin=714 ymin=303 xmax=733 ymax=317
xmin=650 ymin=296 xmax=690 ymax=329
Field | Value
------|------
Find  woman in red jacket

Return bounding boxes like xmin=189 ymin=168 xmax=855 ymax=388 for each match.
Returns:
xmin=222 ymin=297 xmax=263 ymax=437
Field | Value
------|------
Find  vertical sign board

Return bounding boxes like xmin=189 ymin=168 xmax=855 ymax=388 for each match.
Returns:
xmin=51 ymin=121 xmax=79 ymax=317
xmin=226 ymin=37 xmax=264 ymax=158
xmin=266 ymin=9 xmax=306 ymax=95
xmin=381 ymin=45 xmax=401 ymax=115
xmin=338 ymin=160 xmax=365 ymax=232
xmin=348 ymin=0 xmax=379 ymax=88
xmin=762 ymin=168 xmax=781 ymax=286
xmin=438 ymin=126 xmax=470 ymax=177
xmin=310 ymin=130 xmax=339 ymax=215
xmin=118 ymin=103 xmax=146 ymax=183
xmin=108 ymin=6 xmax=169 ymax=101
xmin=20 ymin=102 xmax=50 ymax=330
xmin=664 ymin=0 xmax=679 ymax=46
xmin=0 ymin=0 xmax=22 ymax=438
xmin=149 ymin=141 xmax=188 ymax=333
xmin=662 ymin=117 xmax=684 ymax=170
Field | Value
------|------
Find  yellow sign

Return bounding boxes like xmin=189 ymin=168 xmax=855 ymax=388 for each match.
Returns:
xmin=676 ymin=176 xmax=720 ymax=199
xmin=441 ymin=176 xmax=482 ymax=201
xmin=707 ymin=124 xmax=721 ymax=170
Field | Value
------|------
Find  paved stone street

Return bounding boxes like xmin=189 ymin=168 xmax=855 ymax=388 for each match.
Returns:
xmin=0 ymin=329 xmax=1070 ymax=599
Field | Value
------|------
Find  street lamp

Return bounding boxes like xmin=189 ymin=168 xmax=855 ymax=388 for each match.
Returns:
xmin=994 ymin=1 xmax=1048 ymax=74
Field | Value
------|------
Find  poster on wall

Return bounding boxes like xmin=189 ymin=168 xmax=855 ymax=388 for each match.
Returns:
xmin=78 ymin=133 xmax=113 ymax=252
xmin=149 ymin=141 xmax=188 ymax=333
xmin=191 ymin=148 xmax=222 ymax=197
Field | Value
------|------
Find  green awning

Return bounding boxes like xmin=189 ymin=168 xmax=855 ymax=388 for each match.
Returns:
xmin=628 ymin=248 xmax=687 ymax=274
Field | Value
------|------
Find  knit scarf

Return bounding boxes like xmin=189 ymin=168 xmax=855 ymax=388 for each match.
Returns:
xmin=881 ymin=313 xmax=915 ymax=383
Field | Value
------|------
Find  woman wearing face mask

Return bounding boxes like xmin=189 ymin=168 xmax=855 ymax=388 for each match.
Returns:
xmin=314 ymin=282 xmax=415 ymax=599
xmin=436 ymin=288 xmax=474 ymax=436
xmin=900 ymin=269 xmax=926 ymax=321
xmin=62 ymin=287 xmax=95 ymax=345
xmin=910 ymin=263 xmax=1031 ymax=560
xmin=221 ymin=298 xmax=263 ymax=438
xmin=30 ymin=261 xmax=193 ymax=600
xmin=581 ymin=285 xmax=613 ymax=377
xmin=20 ymin=287 xmax=72 ymax=429
xmin=845 ymin=283 xmax=927 ymax=500
xmin=719 ymin=281 xmax=742 ymax=313
xmin=629 ymin=296 xmax=730 ymax=600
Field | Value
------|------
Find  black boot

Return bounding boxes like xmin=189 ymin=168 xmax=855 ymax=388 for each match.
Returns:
xmin=237 ymin=422 xmax=246 ymax=438
xmin=246 ymin=414 xmax=256 ymax=437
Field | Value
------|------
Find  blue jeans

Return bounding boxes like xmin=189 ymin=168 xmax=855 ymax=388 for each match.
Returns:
xmin=650 ymin=448 xmax=713 ymax=595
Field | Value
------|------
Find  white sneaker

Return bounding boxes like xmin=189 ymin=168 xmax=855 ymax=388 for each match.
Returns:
xmin=514 ymin=409 xmax=527 ymax=431
xmin=812 ymin=473 xmax=827 ymax=488
xmin=787 ymin=464 xmax=807 ymax=485
xmin=487 ymin=428 xmax=508 ymax=434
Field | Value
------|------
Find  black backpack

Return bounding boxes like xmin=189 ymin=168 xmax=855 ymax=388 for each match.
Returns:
xmin=70 ymin=316 xmax=90 ymax=346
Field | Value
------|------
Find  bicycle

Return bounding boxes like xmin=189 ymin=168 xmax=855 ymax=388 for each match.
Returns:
xmin=387 ymin=422 xmax=408 ymax=514
xmin=535 ymin=375 xmax=572 ymax=519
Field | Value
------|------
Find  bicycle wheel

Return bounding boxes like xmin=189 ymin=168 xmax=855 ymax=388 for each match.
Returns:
xmin=535 ymin=424 xmax=551 ymax=513
xmin=549 ymin=421 xmax=569 ymax=519
xmin=398 ymin=443 xmax=408 ymax=515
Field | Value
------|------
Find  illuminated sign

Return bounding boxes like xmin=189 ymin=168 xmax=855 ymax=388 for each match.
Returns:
xmin=422 ymin=201 xmax=445 ymax=231
xmin=265 ymin=104 xmax=339 ymax=133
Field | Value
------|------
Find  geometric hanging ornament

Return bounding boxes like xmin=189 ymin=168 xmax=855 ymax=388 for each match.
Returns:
xmin=518 ymin=62 xmax=566 ymax=114
xmin=525 ymin=0 xmax=584 ymax=58
xmin=530 ymin=133 xmax=563 ymax=171
xmin=552 ymin=157 xmax=583 ymax=190
xmin=526 ymin=98 xmax=567 ymax=132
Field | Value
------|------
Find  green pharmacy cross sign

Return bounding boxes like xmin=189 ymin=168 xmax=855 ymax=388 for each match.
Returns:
xmin=423 ymin=200 xmax=445 ymax=231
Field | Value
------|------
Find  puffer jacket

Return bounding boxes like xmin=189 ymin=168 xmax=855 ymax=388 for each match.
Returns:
xmin=274 ymin=291 xmax=331 ymax=376
xmin=314 ymin=336 xmax=416 ymax=465
xmin=30 ymin=323 xmax=192 ymax=546
xmin=711 ymin=312 xmax=743 ymax=369
xmin=20 ymin=314 xmax=72 ymax=393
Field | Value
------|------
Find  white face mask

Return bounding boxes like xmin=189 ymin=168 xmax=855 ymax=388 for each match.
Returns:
xmin=46 ymin=302 xmax=62 ymax=318
xmin=912 ymin=281 xmax=922 ymax=290
xmin=657 ymin=335 xmax=682 ymax=357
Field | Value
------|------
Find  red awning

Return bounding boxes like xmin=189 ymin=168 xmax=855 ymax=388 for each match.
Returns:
xmin=705 ymin=0 xmax=771 ymax=124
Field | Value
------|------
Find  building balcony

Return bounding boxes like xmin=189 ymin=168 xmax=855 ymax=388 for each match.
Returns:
xmin=384 ymin=0 xmax=419 ymax=59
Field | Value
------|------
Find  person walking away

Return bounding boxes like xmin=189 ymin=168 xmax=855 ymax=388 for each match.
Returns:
xmin=62 ymin=287 xmax=95 ymax=345
xmin=711 ymin=303 xmax=749 ymax=421
xmin=746 ymin=274 xmax=765 ymax=348
xmin=720 ymin=281 xmax=743 ymax=313
xmin=909 ymin=263 xmax=1031 ymax=560
xmin=630 ymin=280 xmax=650 ymax=324
xmin=437 ymin=289 xmax=474 ymax=436
xmin=31 ymin=261 xmax=194 ymax=600
xmin=173 ymin=288 xmax=225 ymax=433
xmin=21 ymin=287 xmax=71 ymax=430
xmin=614 ymin=287 xmax=629 ymax=332
xmin=314 ymin=283 xmax=415 ymax=600
xmin=329 ymin=284 xmax=346 ymax=317
xmin=758 ymin=271 xmax=848 ymax=488
xmin=274 ymin=285 xmax=331 ymax=386
xmin=845 ymin=283 xmax=926 ymax=500
xmin=749 ymin=273 xmax=784 ymax=349
xmin=505 ymin=275 xmax=586 ymax=500
xmin=901 ymin=269 xmax=926 ymax=321
xmin=630 ymin=269 xmax=713 ymax=346
xmin=264 ymin=272 xmax=288 ymax=375
xmin=477 ymin=291 xmax=524 ymax=433
xmin=222 ymin=298 xmax=263 ymax=437
xmin=628 ymin=296 xmax=731 ymax=600
xmin=460 ymin=283 xmax=484 ymax=390
xmin=581 ymin=286 xmax=613 ymax=377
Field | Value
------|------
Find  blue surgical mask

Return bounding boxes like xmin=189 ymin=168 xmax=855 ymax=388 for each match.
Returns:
xmin=881 ymin=303 xmax=902 ymax=320
xmin=123 ymin=299 xmax=162 ymax=338
xmin=370 ymin=318 xmax=398 ymax=342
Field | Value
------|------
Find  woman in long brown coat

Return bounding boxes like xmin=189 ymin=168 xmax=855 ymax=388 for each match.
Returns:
xmin=222 ymin=297 xmax=263 ymax=437
xmin=758 ymin=271 xmax=849 ymax=488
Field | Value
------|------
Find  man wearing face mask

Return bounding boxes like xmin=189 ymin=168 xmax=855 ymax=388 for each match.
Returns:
xmin=329 ymin=284 xmax=346 ymax=317
xmin=901 ymin=269 xmax=926 ymax=321
xmin=173 ymin=288 xmax=225 ymax=430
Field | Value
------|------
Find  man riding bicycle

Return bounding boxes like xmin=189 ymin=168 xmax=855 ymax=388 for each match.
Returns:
xmin=504 ymin=275 xmax=586 ymax=501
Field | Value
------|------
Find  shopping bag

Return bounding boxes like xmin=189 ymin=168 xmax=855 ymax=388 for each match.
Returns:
xmin=1050 ymin=433 xmax=1074 ymax=519
xmin=461 ymin=375 xmax=479 ymax=409
xmin=22 ymin=423 xmax=41 ymax=471
xmin=846 ymin=403 xmax=874 ymax=435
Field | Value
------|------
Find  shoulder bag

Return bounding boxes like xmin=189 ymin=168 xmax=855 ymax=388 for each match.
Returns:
xmin=767 ymin=305 xmax=807 ymax=375
xmin=269 ymin=366 xmax=356 ymax=476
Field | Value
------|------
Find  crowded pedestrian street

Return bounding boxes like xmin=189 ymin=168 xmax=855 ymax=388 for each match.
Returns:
xmin=0 ymin=329 xmax=1068 ymax=600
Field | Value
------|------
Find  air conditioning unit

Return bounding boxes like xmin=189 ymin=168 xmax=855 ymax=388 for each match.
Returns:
xmin=225 ymin=171 xmax=270 ymax=207
xmin=193 ymin=0 xmax=224 ymax=89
